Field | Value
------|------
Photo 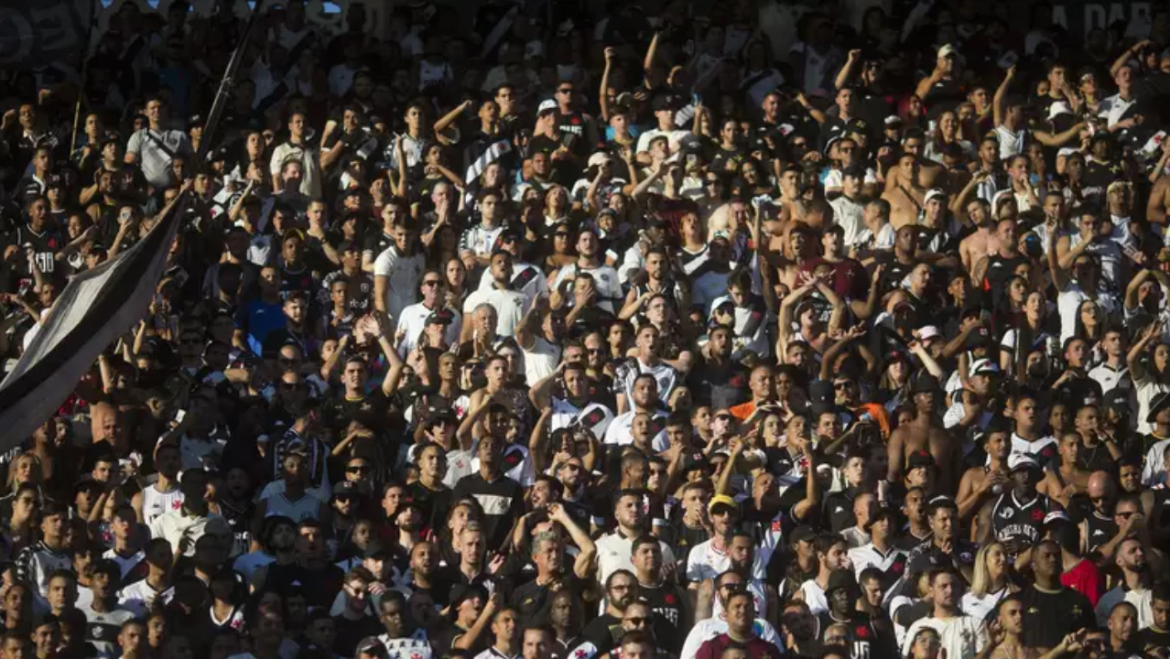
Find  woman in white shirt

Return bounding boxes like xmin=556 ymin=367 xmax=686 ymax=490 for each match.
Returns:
xmin=960 ymin=542 xmax=1013 ymax=622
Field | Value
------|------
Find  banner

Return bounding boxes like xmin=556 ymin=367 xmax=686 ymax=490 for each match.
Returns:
xmin=0 ymin=0 xmax=93 ymax=69
xmin=1052 ymin=1 xmax=1153 ymax=40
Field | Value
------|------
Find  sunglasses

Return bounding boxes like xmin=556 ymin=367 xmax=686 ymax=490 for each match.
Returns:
xmin=347 ymin=465 xmax=371 ymax=474
xmin=834 ymin=382 xmax=854 ymax=390
xmin=557 ymin=88 xmax=573 ymax=94
xmin=624 ymin=617 xmax=650 ymax=626
xmin=422 ymin=280 xmax=442 ymax=287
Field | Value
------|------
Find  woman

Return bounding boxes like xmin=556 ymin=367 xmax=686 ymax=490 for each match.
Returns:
xmin=710 ymin=118 xmax=747 ymax=175
xmin=905 ymin=627 xmax=943 ymax=659
xmin=544 ymin=223 xmax=577 ymax=271
xmin=544 ymin=185 xmax=572 ymax=226
xmin=961 ymin=541 xmax=1014 ymax=620
xmin=1000 ymin=291 xmax=1056 ymax=375
xmin=1072 ymin=299 xmax=1104 ymax=349
xmin=898 ymin=95 xmax=928 ymax=130
xmin=878 ymin=350 xmax=913 ymax=410
xmin=443 ymin=257 xmax=469 ymax=309
xmin=924 ymin=111 xmax=973 ymax=165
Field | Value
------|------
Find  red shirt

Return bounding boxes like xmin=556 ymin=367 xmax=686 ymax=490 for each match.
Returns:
xmin=695 ymin=634 xmax=783 ymax=659
xmin=1061 ymin=558 xmax=1105 ymax=606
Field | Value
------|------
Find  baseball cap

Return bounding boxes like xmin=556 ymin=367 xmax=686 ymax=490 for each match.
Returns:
xmin=911 ymin=373 xmax=941 ymax=394
xmin=537 ymin=99 xmax=557 ymax=114
xmin=970 ymin=358 xmax=1000 ymax=376
xmin=918 ymin=326 xmax=943 ymax=342
xmin=827 ymin=570 xmax=857 ymax=593
xmin=1008 ymin=453 xmax=1040 ymax=472
xmin=1043 ymin=511 xmax=1071 ymax=527
xmin=1147 ymin=391 xmax=1170 ymax=423
xmin=708 ymin=494 xmax=740 ymax=515
xmin=364 ymin=540 xmax=393 ymax=559
xmin=884 ymin=115 xmax=903 ymax=127
xmin=332 ymin=481 xmax=360 ymax=499
xmin=587 ymin=152 xmax=613 ymax=168
xmin=938 ymin=44 xmax=958 ymax=59
xmin=652 ymin=94 xmax=679 ymax=112
xmin=356 ymin=638 xmax=387 ymax=656
xmin=789 ymin=526 xmax=816 ymax=545
xmin=1048 ymin=101 xmax=1074 ymax=120
xmin=427 ymin=309 xmax=455 ymax=326
xmin=924 ymin=189 xmax=947 ymax=205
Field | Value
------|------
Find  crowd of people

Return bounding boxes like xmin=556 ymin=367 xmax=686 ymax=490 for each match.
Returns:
xmin=2 ymin=2 xmax=1170 ymax=659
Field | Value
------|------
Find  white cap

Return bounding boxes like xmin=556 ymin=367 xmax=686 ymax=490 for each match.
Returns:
xmin=1043 ymin=511 xmax=1070 ymax=525
xmin=938 ymin=44 xmax=958 ymax=59
xmin=918 ymin=325 xmax=942 ymax=342
xmin=1057 ymin=147 xmax=1079 ymax=158
xmin=587 ymin=152 xmax=612 ymax=168
xmin=537 ymin=99 xmax=557 ymax=113
xmin=970 ymin=358 xmax=1000 ymax=376
xmin=1009 ymin=453 xmax=1040 ymax=472
xmin=885 ymin=115 xmax=903 ymax=126
xmin=924 ymin=188 xmax=947 ymax=204
xmin=1048 ymin=101 xmax=1073 ymax=120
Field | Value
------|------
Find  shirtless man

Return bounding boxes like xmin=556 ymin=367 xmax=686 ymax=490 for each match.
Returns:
xmin=1037 ymin=432 xmax=1091 ymax=508
xmin=776 ymin=224 xmax=817 ymax=290
xmin=888 ymin=374 xmax=962 ymax=494
xmin=958 ymin=197 xmax=999 ymax=282
xmin=956 ymin=417 xmax=1013 ymax=520
xmin=777 ymin=164 xmax=805 ymax=223
xmin=881 ymin=153 xmax=926 ymax=229
xmin=1146 ymin=169 xmax=1170 ymax=230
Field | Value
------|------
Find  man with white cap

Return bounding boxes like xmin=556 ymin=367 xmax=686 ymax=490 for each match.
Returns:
xmin=977 ymin=453 xmax=1061 ymax=547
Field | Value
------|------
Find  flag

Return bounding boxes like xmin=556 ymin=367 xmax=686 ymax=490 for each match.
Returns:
xmin=0 ymin=193 xmax=186 ymax=447
xmin=0 ymin=0 xmax=94 ymax=69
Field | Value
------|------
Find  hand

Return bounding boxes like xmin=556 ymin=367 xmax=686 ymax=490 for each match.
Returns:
xmin=0 ymin=109 xmax=15 ymax=130
xmin=604 ymin=46 xmax=616 ymax=63
xmin=485 ymin=591 xmax=501 ymax=614
xmin=1114 ymin=118 xmax=1136 ymax=130
xmin=1006 ymin=64 xmax=1017 ymax=79
xmin=547 ymin=503 xmax=567 ymax=523
xmin=487 ymin=552 xmax=506 ymax=574
xmin=848 ymin=49 xmax=862 ymax=62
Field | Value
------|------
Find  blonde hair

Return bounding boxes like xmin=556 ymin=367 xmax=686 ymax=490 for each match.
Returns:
xmin=969 ymin=541 xmax=1005 ymax=597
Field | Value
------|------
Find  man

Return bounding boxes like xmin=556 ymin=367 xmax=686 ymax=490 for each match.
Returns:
xmin=979 ymin=454 xmax=1061 ymax=546
xmin=333 ymin=567 xmax=382 ymax=656
xmin=1095 ymin=537 xmax=1154 ymax=628
xmin=1133 ymin=583 xmax=1170 ymax=651
xmin=460 ymin=189 xmax=507 ymax=270
xmin=511 ymin=505 xmax=597 ymax=623
xmin=124 ymin=95 xmax=191 ymax=190
xmin=79 ymin=560 xmax=134 ymax=658
xmin=463 ymin=251 xmax=530 ymax=339
xmin=901 ymin=570 xmax=987 ymax=659
xmin=473 ymin=607 xmax=520 ymax=659
xmin=847 ymin=507 xmax=908 ymax=593
xmin=397 ymin=270 xmax=460 ymax=356
xmin=149 ymin=469 xmax=231 ymax=557
xmin=603 ymin=375 xmax=668 ymax=450
xmin=549 ymin=228 xmax=621 ymax=314
xmin=373 ymin=216 xmax=424 ymax=331
xmin=451 ymin=435 xmax=525 ymax=551
xmin=573 ymin=570 xmax=638 ymax=659
xmin=631 ymin=535 xmax=687 ymax=650
xmin=693 ymin=591 xmax=783 ymax=659
xmin=270 ymin=111 xmax=322 ymax=197
xmin=796 ymin=534 xmax=850 ymax=615
xmin=594 ymin=490 xmax=676 ymax=587
xmin=614 ymin=325 xmax=680 ymax=413
xmin=117 ymin=539 xmax=174 ymax=616
xmin=816 ymin=572 xmax=879 ymax=659
xmin=1018 ymin=540 xmax=1096 ymax=649
xmin=375 ymin=591 xmax=431 ymax=659
xmin=14 ymin=503 xmax=71 ymax=609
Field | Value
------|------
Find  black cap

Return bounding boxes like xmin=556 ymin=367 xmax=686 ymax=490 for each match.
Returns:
xmin=789 ymin=525 xmax=816 ymax=545
xmin=333 ymin=481 xmax=360 ymax=499
xmin=364 ymin=540 xmax=393 ymax=559
xmin=908 ymin=551 xmax=945 ymax=575
xmin=450 ymin=583 xmax=489 ymax=607
xmin=337 ymin=239 xmax=359 ymax=253
xmin=1147 ymin=391 xmax=1170 ymax=424
xmin=826 ymin=570 xmax=857 ymax=593
xmin=427 ymin=309 xmax=455 ymax=326
xmin=652 ymin=94 xmax=679 ymax=112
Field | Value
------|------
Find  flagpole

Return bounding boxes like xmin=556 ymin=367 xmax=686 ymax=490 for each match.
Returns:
xmin=194 ymin=0 xmax=266 ymax=166
xmin=68 ymin=0 xmax=99 ymax=157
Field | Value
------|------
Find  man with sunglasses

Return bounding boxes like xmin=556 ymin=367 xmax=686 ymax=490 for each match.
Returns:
xmin=680 ymin=572 xmax=782 ymax=659
xmin=694 ymin=590 xmax=782 ymax=659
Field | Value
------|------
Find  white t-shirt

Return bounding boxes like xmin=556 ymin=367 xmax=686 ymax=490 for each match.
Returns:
xmin=830 ymin=195 xmax=868 ymax=247
xmin=463 ymin=288 xmax=529 ymax=338
xmin=373 ymin=246 xmax=425 ymax=329
xmin=902 ymin=615 xmax=988 ymax=659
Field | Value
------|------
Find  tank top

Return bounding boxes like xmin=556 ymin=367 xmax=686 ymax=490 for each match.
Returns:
xmin=141 ymin=484 xmax=184 ymax=527
xmin=264 ymin=492 xmax=321 ymax=521
xmin=990 ymin=491 xmax=1052 ymax=543
xmin=1084 ymin=511 xmax=1118 ymax=554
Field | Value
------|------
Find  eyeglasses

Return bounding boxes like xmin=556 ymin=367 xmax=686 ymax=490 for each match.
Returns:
xmin=422 ymin=280 xmax=442 ymax=287
xmin=834 ymin=382 xmax=854 ymax=390
xmin=624 ymin=617 xmax=650 ymax=626
xmin=335 ymin=495 xmax=354 ymax=503
xmin=587 ymin=348 xmax=605 ymax=354
xmin=557 ymin=88 xmax=573 ymax=94
xmin=347 ymin=465 xmax=371 ymax=474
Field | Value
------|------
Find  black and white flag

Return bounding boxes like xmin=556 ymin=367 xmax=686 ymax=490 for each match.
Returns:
xmin=0 ymin=192 xmax=186 ymax=446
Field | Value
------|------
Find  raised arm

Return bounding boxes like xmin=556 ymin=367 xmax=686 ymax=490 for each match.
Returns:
xmin=1128 ymin=323 xmax=1160 ymax=382
xmin=993 ymin=65 xmax=1016 ymax=128
xmin=599 ymin=47 xmax=616 ymax=123
xmin=835 ymin=49 xmax=862 ymax=91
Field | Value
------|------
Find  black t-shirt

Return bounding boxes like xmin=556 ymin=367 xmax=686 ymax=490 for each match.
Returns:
xmin=451 ymin=473 xmax=526 ymax=550
xmin=816 ymin=611 xmax=880 ymax=659
xmin=687 ymin=357 xmax=751 ymax=410
xmin=324 ymin=390 xmax=390 ymax=434
xmin=1018 ymin=586 xmax=1095 ymax=648
xmin=638 ymin=580 xmax=688 ymax=650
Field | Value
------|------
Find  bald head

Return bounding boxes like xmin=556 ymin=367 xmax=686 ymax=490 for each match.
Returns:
xmin=1087 ymin=471 xmax=1113 ymax=499
xmin=90 ymin=401 xmax=119 ymax=443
